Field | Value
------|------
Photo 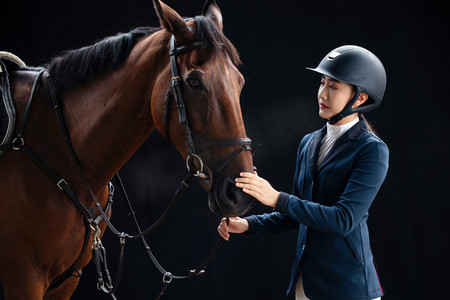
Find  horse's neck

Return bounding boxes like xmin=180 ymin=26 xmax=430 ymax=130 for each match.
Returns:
xmin=63 ymin=34 xmax=167 ymax=190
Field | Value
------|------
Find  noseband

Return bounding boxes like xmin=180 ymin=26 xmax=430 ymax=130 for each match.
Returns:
xmin=163 ymin=35 xmax=252 ymax=180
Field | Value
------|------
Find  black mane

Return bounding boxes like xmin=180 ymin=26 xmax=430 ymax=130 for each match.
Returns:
xmin=48 ymin=27 xmax=159 ymax=95
xmin=47 ymin=17 xmax=241 ymax=95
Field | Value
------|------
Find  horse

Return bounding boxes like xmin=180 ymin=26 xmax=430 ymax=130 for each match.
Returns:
xmin=0 ymin=0 xmax=254 ymax=299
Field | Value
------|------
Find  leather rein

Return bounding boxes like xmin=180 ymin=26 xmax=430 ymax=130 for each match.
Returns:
xmin=3 ymin=33 xmax=254 ymax=299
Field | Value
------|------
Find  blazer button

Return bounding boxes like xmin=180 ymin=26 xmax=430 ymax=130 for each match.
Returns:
xmin=302 ymin=245 xmax=305 ymax=250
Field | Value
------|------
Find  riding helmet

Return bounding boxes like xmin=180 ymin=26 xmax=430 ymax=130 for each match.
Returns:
xmin=307 ymin=45 xmax=387 ymax=124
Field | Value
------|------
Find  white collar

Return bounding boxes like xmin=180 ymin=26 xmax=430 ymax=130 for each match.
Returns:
xmin=326 ymin=117 xmax=359 ymax=139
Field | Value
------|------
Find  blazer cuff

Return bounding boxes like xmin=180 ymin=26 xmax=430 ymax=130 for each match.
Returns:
xmin=274 ymin=191 xmax=290 ymax=214
xmin=242 ymin=215 xmax=256 ymax=237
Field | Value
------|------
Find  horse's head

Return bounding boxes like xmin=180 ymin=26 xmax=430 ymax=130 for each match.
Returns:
xmin=151 ymin=0 xmax=254 ymax=217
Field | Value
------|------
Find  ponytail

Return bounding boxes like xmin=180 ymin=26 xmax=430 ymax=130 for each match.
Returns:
xmin=359 ymin=113 xmax=377 ymax=136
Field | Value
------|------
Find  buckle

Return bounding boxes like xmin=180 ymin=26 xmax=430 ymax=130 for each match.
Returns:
xmin=57 ymin=179 xmax=68 ymax=190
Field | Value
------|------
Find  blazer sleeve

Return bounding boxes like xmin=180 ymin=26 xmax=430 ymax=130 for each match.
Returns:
xmin=244 ymin=138 xmax=309 ymax=236
xmin=244 ymin=212 xmax=298 ymax=236
xmin=274 ymin=138 xmax=389 ymax=237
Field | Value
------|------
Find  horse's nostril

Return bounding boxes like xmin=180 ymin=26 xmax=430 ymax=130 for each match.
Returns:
xmin=210 ymin=175 xmax=253 ymax=217
xmin=220 ymin=178 xmax=236 ymax=204
xmin=227 ymin=182 xmax=238 ymax=204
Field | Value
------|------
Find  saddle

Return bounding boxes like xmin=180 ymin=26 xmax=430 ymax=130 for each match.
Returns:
xmin=0 ymin=51 xmax=26 ymax=158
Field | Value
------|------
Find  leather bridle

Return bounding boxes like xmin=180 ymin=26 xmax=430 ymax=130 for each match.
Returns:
xmin=163 ymin=35 xmax=252 ymax=183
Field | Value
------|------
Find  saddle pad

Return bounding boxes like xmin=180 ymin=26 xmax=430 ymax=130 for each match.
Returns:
xmin=0 ymin=52 xmax=26 ymax=157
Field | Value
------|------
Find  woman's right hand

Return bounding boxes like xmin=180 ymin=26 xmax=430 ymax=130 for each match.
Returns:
xmin=217 ymin=217 xmax=249 ymax=241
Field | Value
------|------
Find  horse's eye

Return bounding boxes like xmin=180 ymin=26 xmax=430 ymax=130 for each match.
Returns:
xmin=186 ymin=78 xmax=201 ymax=89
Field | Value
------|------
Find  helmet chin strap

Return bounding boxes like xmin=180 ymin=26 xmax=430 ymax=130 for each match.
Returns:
xmin=325 ymin=87 xmax=362 ymax=125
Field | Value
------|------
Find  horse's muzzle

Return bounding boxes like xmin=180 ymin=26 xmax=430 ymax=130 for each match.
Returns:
xmin=207 ymin=174 xmax=253 ymax=217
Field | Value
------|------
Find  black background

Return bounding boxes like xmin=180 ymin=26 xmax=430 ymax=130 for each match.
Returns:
xmin=2 ymin=0 xmax=449 ymax=299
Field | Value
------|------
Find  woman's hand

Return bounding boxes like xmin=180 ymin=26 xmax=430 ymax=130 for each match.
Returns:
xmin=217 ymin=217 xmax=249 ymax=241
xmin=235 ymin=172 xmax=280 ymax=208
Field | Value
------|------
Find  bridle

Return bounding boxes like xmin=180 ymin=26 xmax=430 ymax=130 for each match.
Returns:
xmin=1 ymin=31 xmax=256 ymax=299
xmin=164 ymin=35 xmax=253 ymax=184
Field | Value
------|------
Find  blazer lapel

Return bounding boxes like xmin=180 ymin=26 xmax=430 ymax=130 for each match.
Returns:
xmin=308 ymin=126 xmax=326 ymax=176
xmin=317 ymin=119 xmax=369 ymax=172
xmin=318 ymin=137 xmax=349 ymax=172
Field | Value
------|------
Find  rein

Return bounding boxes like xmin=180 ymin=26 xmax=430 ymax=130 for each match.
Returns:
xmin=3 ymin=31 xmax=254 ymax=298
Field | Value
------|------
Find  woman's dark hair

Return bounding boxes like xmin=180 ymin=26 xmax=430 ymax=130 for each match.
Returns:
xmin=358 ymin=113 xmax=377 ymax=136
xmin=350 ymin=85 xmax=377 ymax=136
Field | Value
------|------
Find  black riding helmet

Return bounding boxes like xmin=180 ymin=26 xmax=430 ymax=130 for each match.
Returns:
xmin=307 ymin=45 xmax=387 ymax=124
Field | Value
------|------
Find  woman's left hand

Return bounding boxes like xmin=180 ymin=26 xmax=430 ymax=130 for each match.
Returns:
xmin=235 ymin=172 xmax=280 ymax=208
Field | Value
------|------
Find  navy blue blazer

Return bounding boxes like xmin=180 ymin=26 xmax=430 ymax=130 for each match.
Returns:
xmin=245 ymin=119 xmax=389 ymax=299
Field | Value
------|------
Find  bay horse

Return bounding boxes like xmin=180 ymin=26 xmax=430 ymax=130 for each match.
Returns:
xmin=0 ymin=0 xmax=254 ymax=299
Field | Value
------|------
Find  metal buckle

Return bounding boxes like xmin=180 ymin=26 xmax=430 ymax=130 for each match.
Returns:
xmin=57 ymin=179 xmax=68 ymax=190
xmin=90 ymin=224 xmax=102 ymax=249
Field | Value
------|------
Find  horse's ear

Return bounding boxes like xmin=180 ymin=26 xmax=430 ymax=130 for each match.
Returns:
xmin=152 ymin=0 xmax=195 ymax=44
xmin=202 ymin=0 xmax=223 ymax=32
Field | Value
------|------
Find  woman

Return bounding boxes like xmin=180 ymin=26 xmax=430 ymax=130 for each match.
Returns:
xmin=218 ymin=45 xmax=388 ymax=300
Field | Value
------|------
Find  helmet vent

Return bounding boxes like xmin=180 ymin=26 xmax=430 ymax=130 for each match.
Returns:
xmin=327 ymin=51 xmax=341 ymax=61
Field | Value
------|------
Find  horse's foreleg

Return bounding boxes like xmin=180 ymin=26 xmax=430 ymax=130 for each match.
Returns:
xmin=43 ymin=277 xmax=80 ymax=300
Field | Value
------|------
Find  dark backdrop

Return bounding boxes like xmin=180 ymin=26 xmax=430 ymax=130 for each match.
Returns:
xmin=2 ymin=0 xmax=449 ymax=299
